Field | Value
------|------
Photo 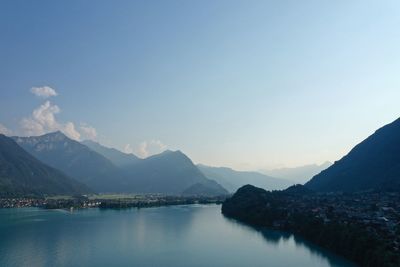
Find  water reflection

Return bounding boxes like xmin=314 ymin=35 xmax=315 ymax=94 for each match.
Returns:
xmin=0 ymin=206 xmax=356 ymax=267
xmin=222 ymin=215 xmax=357 ymax=267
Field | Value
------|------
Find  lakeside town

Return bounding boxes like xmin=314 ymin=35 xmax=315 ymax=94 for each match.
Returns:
xmin=280 ymin=190 xmax=400 ymax=252
xmin=0 ymin=194 xmax=227 ymax=210
xmin=222 ymin=185 xmax=400 ymax=266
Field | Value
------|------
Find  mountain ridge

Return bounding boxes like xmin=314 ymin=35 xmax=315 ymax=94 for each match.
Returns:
xmin=82 ymin=140 xmax=140 ymax=167
xmin=306 ymin=117 xmax=400 ymax=192
xmin=13 ymin=132 xmax=227 ymax=196
xmin=120 ymin=150 xmax=228 ymax=195
xmin=262 ymin=162 xmax=332 ymax=185
xmin=0 ymin=134 xmax=90 ymax=197
xmin=13 ymin=132 xmax=122 ymax=192
xmin=198 ymin=164 xmax=293 ymax=193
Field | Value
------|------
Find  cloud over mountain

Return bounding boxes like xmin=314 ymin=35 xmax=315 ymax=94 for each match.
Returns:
xmin=0 ymin=123 xmax=12 ymax=135
xmin=137 ymin=140 xmax=167 ymax=158
xmin=80 ymin=123 xmax=97 ymax=140
xmin=20 ymin=100 xmax=62 ymax=136
xmin=19 ymin=87 xmax=96 ymax=141
xmin=124 ymin=144 xmax=134 ymax=154
xmin=20 ymin=100 xmax=81 ymax=140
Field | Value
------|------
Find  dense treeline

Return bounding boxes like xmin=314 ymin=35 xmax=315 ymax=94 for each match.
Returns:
xmin=222 ymin=185 xmax=400 ymax=267
xmin=99 ymin=198 xmax=224 ymax=209
xmin=288 ymin=213 xmax=399 ymax=266
xmin=0 ymin=134 xmax=91 ymax=197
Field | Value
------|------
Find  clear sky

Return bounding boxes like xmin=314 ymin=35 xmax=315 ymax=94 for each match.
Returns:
xmin=1 ymin=0 xmax=400 ymax=170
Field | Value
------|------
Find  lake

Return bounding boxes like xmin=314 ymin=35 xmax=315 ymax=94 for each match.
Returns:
xmin=0 ymin=205 xmax=355 ymax=267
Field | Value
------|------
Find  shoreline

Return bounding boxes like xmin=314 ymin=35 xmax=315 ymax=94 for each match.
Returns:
xmin=0 ymin=195 xmax=227 ymax=210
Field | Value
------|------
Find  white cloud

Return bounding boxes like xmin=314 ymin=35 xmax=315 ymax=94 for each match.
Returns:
xmin=30 ymin=86 xmax=58 ymax=98
xmin=20 ymin=100 xmax=81 ymax=140
xmin=20 ymin=101 xmax=60 ymax=135
xmin=0 ymin=123 xmax=12 ymax=135
xmin=136 ymin=140 xmax=167 ymax=158
xmin=124 ymin=144 xmax=134 ymax=154
xmin=80 ymin=123 xmax=97 ymax=140
xmin=137 ymin=142 xmax=148 ymax=157
xmin=18 ymin=85 xmax=99 ymax=141
xmin=63 ymin=122 xmax=81 ymax=140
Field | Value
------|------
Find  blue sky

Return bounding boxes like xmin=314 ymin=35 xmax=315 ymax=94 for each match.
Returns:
xmin=1 ymin=0 xmax=400 ymax=170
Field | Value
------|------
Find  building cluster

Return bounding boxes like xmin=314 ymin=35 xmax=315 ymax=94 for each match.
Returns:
xmin=0 ymin=197 xmax=101 ymax=209
xmin=0 ymin=194 xmax=225 ymax=210
xmin=0 ymin=198 xmax=44 ymax=208
xmin=43 ymin=199 xmax=102 ymax=209
xmin=282 ymin=191 xmax=400 ymax=252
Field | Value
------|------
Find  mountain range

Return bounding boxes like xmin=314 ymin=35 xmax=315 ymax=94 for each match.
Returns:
xmin=82 ymin=140 xmax=140 ymax=167
xmin=306 ymin=117 xmax=400 ymax=192
xmin=4 ymin=116 xmax=400 ymax=197
xmin=119 ymin=150 xmax=228 ymax=195
xmin=13 ymin=132 xmax=120 ymax=192
xmin=11 ymin=132 xmax=227 ymax=196
xmin=197 ymin=164 xmax=293 ymax=193
xmin=0 ymin=134 xmax=90 ymax=197
xmin=262 ymin=162 xmax=332 ymax=185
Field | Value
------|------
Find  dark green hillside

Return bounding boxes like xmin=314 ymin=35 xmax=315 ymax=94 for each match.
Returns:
xmin=0 ymin=134 xmax=90 ymax=197
xmin=306 ymin=118 xmax=400 ymax=192
xmin=13 ymin=131 xmax=121 ymax=192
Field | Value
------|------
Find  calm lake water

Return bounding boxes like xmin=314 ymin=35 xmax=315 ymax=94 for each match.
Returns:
xmin=0 ymin=205 xmax=356 ymax=267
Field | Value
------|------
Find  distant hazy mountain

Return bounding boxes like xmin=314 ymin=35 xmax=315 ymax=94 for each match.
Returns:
xmin=198 ymin=164 xmax=293 ymax=193
xmin=262 ymin=162 xmax=332 ymax=185
xmin=122 ymin=150 xmax=228 ymax=195
xmin=306 ymin=118 xmax=400 ymax=192
xmin=0 ymin=134 xmax=90 ymax=197
xmin=13 ymin=132 xmax=120 ymax=192
xmin=82 ymin=140 xmax=140 ymax=167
